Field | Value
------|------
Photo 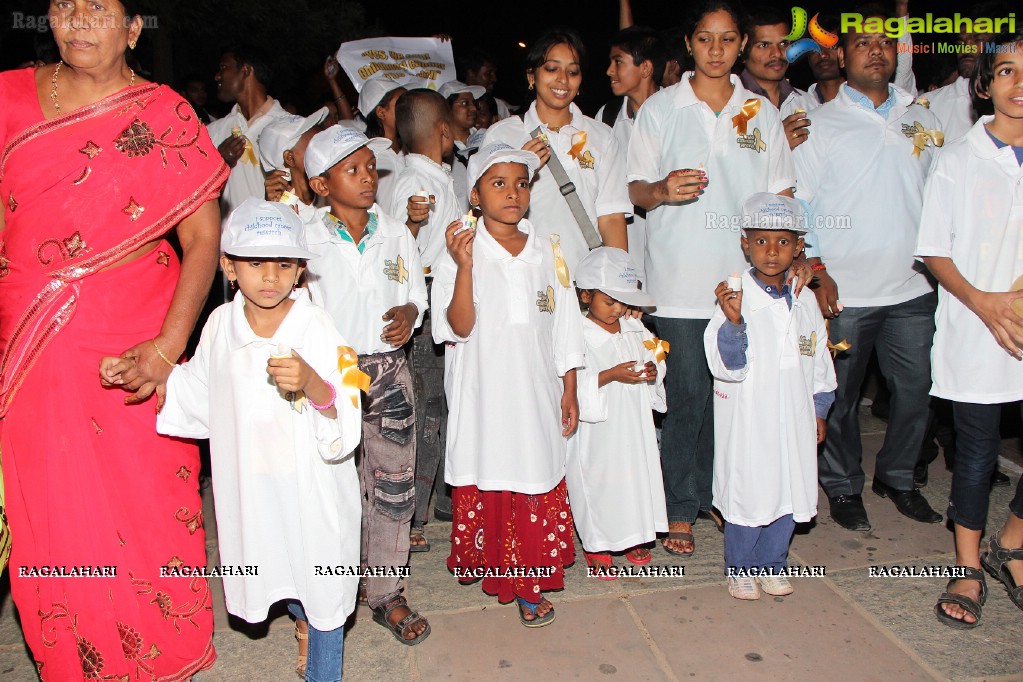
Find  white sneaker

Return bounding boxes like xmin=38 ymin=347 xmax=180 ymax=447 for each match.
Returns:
xmin=728 ymin=576 xmax=761 ymax=600
xmin=756 ymin=574 xmax=794 ymax=596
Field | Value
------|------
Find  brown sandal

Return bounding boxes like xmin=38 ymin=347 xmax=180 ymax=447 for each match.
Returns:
xmin=294 ymin=620 xmax=308 ymax=678
xmin=981 ymin=532 xmax=1023 ymax=612
xmin=371 ymin=595 xmax=431 ymax=646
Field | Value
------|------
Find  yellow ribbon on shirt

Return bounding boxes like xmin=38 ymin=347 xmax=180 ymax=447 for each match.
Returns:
xmin=732 ymin=99 xmax=761 ymax=135
xmin=550 ymin=234 xmax=572 ymax=289
xmin=568 ymin=131 xmax=588 ymax=160
xmin=643 ymin=337 xmax=671 ymax=363
xmin=338 ymin=346 xmax=371 ymax=408
xmin=912 ymin=127 xmax=945 ymax=158
xmin=824 ymin=321 xmax=852 ymax=358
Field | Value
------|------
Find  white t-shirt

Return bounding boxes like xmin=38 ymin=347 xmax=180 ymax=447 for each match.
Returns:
xmin=927 ymin=77 xmax=975 ymax=144
xmin=304 ymin=204 xmax=427 ymax=355
xmin=431 ymin=218 xmax=585 ymax=494
xmin=793 ymin=84 xmax=939 ymax=307
xmin=157 ymin=290 xmax=362 ymax=630
xmin=916 ymin=117 xmax=1023 ymax=403
xmin=387 ymin=154 xmax=462 ymax=271
xmin=207 ymin=99 xmax=291 ymax=225
xmin=483 ymin=102 xmax=631 ymax=270
xmin=627 ymin=73 xmax=795 ymax=318
xmin=601 ymin=98 xmax=650 ymax=281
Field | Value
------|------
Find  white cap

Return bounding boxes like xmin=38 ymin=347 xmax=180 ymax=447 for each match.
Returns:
xmin=222 ymin=197 xmax=317 ymax=260
xmin=465 ymin=142 xmax=540 ymax=199
xmin=575 ymin=247 xmax=655 ymax=308
xmin=304 ymin=125 xmax=391 ymax=178
xmin=257 ymin=107 xmax=329 ymax=172
xmin=438 ymin=80 xmax=486 ymax=100
xmin=740 ymin=192 xmax=808 ymax=233
xmin=357 ymin=78 xmax=405 ymax=118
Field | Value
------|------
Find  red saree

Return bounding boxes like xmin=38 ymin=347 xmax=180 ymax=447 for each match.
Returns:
xmin=0 ymin=69 xmax=227 ymax=681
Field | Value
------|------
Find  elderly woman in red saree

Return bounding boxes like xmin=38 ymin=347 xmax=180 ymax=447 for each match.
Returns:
xmin=0 ymin=2 xmax=227 ymax=680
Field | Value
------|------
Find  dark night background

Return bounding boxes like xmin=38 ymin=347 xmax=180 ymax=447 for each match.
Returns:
xmin=0 ymin=0 xmax=990 ymax=117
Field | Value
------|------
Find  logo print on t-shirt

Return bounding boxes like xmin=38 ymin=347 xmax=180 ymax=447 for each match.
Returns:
xmin=383 ymin=255 xmax=409 ymax=284
xmin=798 ymin=331 xmax=817 ymax=357
xmin=736 ymin=127 xmax=767 ymax=153
xmin=536 ymin=286 xmax=556 ymax=314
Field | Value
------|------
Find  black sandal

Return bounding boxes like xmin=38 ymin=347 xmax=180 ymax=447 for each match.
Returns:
xmin=981 ymin=532 xmax=1023 ymax=612
xmin=934 ymin=566 xmax=987 ymax=629
xmin=371 ymin=595 xmax=431 ymax=646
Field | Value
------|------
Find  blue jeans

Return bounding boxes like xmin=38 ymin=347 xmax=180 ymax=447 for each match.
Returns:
xmin=949 ymin=402 xmax=1023 ymax=531
xmin=724 ymin=515 xmax=795 ymax=574
xmin=288 ymin=603 xmax=344 ymax=682
xmin=820 ymin=292 xmax=936 ymax=496
xmin=651 ymin=317 xmax=714 ymax=524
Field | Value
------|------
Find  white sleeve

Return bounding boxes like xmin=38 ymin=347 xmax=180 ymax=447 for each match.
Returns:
xmin=576 ymin=354 xmax=608 ymax=423
xmin=157 ymin=324 xmax=212 ymax=439
xmin=703 ymin=307 xmax=750 ymax=383
xmin=387 ymin=173 xmax=415 ymax=225
xmin=552 ymin=282 xmax=586 ymax=377
xmin=894 ymin=19 xmax=918 ymax=97
xmin=594 ymin=130 xmax=633 ymax=218
xmin=309 ymin=363 xmax=362 ymax=462
xmin=811 ymin=306 xmax=838 ymax=395
xmin=430 ymin=252 xmax=477 ymax=343
xmin=405 ymin=232 xmax=429 ymax=330
xmin=626 ymin=100 xmax=663 ymax=184
xmin=765 ymin=113 xmax=796 ymax=194
xmin=915 ymin=154 xmax=954 ymax=259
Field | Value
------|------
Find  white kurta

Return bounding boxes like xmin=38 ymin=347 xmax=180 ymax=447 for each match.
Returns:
xmin=704 ymin=272 xmax=837 ymax=526
xmin=567 ymin=316 xmax=668 ymax=552
xmin=915 ymin=117 xmax=1023 ymax=404
xmin=387 ymin=154 xmax=462 ymax=271
xmin=304 ymin=204 xmax=428 ymax=355
xmin=156 ymin=290 xmax=362 ymax=631
xmin=432 ymin=218 xmax=586 ymax=494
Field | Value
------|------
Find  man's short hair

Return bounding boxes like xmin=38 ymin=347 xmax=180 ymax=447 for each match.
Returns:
xmin=610 ymin=26 xmax=668 ymax=86
xmin=224 ymin=44 xmax=274 ymax=88
xmin=395 ymin=89 xmax=449 ymax=151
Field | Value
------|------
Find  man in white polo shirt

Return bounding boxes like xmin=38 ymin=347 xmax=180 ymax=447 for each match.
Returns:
xmin=794 ymin=11 xmax=943 ymax=532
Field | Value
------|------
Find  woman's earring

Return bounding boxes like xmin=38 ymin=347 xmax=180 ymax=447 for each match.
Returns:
xmin=129 ymin=40 xmax=137 ymax=50
xmin=229 ymin=279 xmax=236 ymax=290
xmin=528 ymin=82 xmax=534 ymax=91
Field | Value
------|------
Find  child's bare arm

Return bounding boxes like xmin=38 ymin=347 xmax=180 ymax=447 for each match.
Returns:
xmin=599 ymin=360 xmax=645 ymax=387
xmin=445 ymin=220 xmax=476 ymax=338
xmin=561 ymin=369 xmax=579 ymax=437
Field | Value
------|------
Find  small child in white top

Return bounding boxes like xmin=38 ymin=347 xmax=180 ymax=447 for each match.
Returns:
xmin=704 ymin=193 xmax=836 ymax=601
xmin=567 ymin=247 xmax=668 ymax=578
xmin=101 ymin=198 xmax=362 ymax=681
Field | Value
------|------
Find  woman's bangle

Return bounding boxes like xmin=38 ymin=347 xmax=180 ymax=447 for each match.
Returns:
xmin=152 ymin=341 xmax=177 ymax=367
xmin=811 ymin=263 xmax=828 ymax=272
xmin=307 ymin=381 xmax=336 ymax=411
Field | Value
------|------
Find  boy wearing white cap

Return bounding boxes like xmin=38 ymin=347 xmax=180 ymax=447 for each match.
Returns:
xmin=439 ymin=80 xmax=486 ymax=211
xmin=258 ymin=107 xmax=329 ymax=219
xmin=102 ymin=197 xmax=363 ymax=681
xmin=704 ymin=193 xmax=836 ymax=601
xmin=433 ymin=143 xmax=585 ymax=627
xmin=301 ymin=125 xmax=432 ymax=646
xmin=567 ymin=247 xmax=668 ymax=577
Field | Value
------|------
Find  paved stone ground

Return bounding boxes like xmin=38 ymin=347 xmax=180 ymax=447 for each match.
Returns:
xmin=2 ymin=408 xmax=1022 ymax=681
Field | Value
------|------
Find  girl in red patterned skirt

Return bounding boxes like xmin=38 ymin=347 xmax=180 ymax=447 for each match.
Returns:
xmin=430 ymin=143 xmax=586 ymax=627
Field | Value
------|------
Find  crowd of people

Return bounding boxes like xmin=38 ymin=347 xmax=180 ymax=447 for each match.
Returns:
xmin=1 ymin=0 xmax=1022 ymax=680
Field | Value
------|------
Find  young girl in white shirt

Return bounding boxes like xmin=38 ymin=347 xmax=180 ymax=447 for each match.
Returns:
xmin=917 ymin=33 xmax=1023 ymax=629
xmin=433 ymin=143 xmax=585 ymax=628
xmin=103 ymin=198 xmax=363 ymax=680
xmin=568 ymin=247 xmax=668 ymax=577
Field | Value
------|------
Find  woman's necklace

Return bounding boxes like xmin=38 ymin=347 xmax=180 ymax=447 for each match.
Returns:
xmin=50 ymin=60 xmax=136 ymax=114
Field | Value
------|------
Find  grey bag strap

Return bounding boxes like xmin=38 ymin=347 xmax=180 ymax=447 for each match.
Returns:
xmin=528 ymin=126 xmax=603 ymax=250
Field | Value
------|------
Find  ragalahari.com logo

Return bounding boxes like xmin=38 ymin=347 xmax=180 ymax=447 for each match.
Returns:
xmin=784 ymin=7 xmax=839 ymax=63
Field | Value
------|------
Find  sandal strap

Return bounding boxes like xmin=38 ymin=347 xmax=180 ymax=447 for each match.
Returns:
xmin=377 ymin=595 xmax=409 ymax=619
xmin=935 ymin=591 xmax=982 ymax=616
xmin=990 ymin=534 xmax=1023 ymax=563
xmin=945 ymin=567 xmax=987 ymax=602
xmin=394 ymin=611 xmax=425 ymax=634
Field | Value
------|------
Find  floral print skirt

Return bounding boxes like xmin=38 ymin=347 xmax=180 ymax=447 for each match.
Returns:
xmin=447 ymin=479 xmax=576 ymax=604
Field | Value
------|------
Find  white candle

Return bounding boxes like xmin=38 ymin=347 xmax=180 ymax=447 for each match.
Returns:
xmin=727 ymin=273 xmax=742 ymax=291
xmin=413 ymin=189 xmax=430 ymax=205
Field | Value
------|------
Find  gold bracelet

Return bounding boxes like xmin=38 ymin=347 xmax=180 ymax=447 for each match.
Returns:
xmin=153 ymin=341 xmax=177 ymax=367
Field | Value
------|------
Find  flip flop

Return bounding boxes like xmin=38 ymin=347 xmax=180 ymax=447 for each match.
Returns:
xmin=585 ymin=552 xmax=617 ymax=580
xmin=625 ymin=547 xmax=653 ymax=565
xmin=662 ymin=531 xmax=695 ymax=556
xmin=516 ymin=597 xmax=556 ymax=628
xmin=409 ymin=527 xmax=431 ymax=553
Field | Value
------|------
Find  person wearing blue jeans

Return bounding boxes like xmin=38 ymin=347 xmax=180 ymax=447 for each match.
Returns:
xmin=290 ymin=602 xmax=344 ymax=682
